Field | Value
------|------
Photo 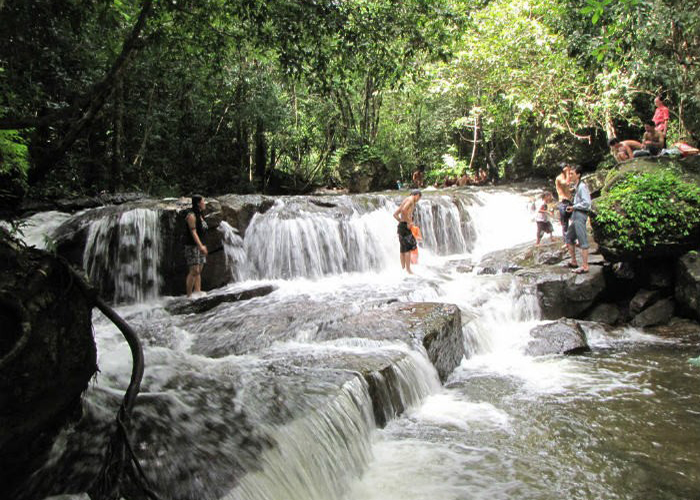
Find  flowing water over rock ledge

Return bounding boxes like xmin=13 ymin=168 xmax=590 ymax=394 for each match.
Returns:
xmin=7 ymin=186 xmax=700 ymax=500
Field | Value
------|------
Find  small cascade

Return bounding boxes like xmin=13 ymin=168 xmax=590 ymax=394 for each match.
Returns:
xmin=242 ymin=200 xmax=396 ymax=280
xmin=83 ymin=208 xmax=162 ymax=303
xmin=218 ymin=221 xmax=252 ymax=281
xmin=227 ymin=377 xmax=375 ymax=500
xmin=240 ymin=194 xmax=479 ymax=280
xmin=414 ymin=195 xmax=469 ymax=255
xmin=364 ymin=347 xmax=442 ymax=427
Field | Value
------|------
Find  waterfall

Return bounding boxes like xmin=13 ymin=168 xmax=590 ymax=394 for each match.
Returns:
xmin=83 ymin=208 xmax=162 ymax=303
xmin=229 ymin=194 xmax=480 ymax=281
xmin=227 ymin=377 xmax=374 ymax=500
xmin=414 ymin=195 xmax=469 ymax=255
xmin=218 ymin=221 xmax=251 ymax=281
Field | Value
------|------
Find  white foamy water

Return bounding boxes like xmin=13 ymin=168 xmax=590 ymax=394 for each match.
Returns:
xmin=6 ymin=210 xmax=74 ymax=248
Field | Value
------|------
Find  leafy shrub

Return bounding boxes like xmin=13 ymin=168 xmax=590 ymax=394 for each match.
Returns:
xmin=0 ymin=130 xmax=30 ymax=208
xmin=594 ymin=169 xmax=700 ymax=252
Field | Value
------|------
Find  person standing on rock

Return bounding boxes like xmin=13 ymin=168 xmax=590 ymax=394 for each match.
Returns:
xmin=565 ymin=166 xmax=591 ymax=274
xmin=185 ymin=194 xmax=208 ymax=297
xmin=394 ymin=189 xmax=422 ymax=274
xmin=555 ymin=163 xmax=573 ymax=246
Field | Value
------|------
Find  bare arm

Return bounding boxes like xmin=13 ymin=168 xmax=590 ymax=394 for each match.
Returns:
xmin=393 ymin=199 xmax=414 ymax=225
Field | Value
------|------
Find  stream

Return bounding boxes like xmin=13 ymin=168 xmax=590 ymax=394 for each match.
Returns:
xmin=14 ymin=187 xmax=700 ymax=500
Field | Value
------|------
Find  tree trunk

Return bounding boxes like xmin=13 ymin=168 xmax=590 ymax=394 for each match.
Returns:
xmin=110 ymin=75 xmax=125 ymax=193
xmin=132 ymin=83 xmax=156 ymax=169
xmin=468 ymin=114 xmax=480 ymax=170
xmin=254 ymin=118 xmax=266 ymax=190
xmin=27 ymin=0 xmax=154 ymax=185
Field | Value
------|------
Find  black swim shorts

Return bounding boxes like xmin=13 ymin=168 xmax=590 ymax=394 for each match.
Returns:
xmin=397 ymin=222 xmax=417 ymax=253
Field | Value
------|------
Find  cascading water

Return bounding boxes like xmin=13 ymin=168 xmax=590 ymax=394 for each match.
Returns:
xmin=17 ymin=188 xmax=700 ymax=500
xmin=83 ymin=208 xmax=162 ymax=303
xmin=229 ymin=193 xmax=480 ymax=281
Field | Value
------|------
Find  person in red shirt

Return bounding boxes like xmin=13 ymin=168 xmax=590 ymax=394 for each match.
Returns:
xmin=653 ymin=96 xmax=670 ymax=136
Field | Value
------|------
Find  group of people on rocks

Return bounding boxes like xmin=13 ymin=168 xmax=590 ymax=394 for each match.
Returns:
xmin=532 ymin=163 xmax=591 ymax=274
xmin=397 ymin=161 xmax=592 ymax=275
xmin=410 ymin=165 xmax=489 ymax=189
xmin=608 ymin=95 xmax=670 ymax=161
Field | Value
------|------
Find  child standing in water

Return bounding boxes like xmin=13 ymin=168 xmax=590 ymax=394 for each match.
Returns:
xmin=535 ymin=191 xmax=554 ymax=246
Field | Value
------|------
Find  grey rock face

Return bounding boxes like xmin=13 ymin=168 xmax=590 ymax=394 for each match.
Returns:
xmin=525 ymin=319 xmax=590 ymax=356
xmin=517 ymin=265 xmax=606 ymax=320
xmin=676 ymin=252 xmax=700 ymax=321
xmin=586 ymin=303 xmax=621 ymax=325
xmin=629 ymin=289 xmax=661 ymax=315
xmin=165 ymin=285 xmax=277 ymax=315
xmin=631 ymin=298 xmax=675 ymax=327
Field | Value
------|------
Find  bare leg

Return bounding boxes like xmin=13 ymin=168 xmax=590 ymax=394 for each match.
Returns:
xmin=567 ymin=243 xmax=578 ymax=266
xmin=581 ymin=249 xmax=589 ymax=271
xmin=186 ymin=266 xmax=196 ymax=297
xmin=193 ymin=265 xmax=203 ymax=293
xmin=403 ymin=252 xmax=413 ymax=274
xmin=400 ymin=252 xmax=406 ymax=269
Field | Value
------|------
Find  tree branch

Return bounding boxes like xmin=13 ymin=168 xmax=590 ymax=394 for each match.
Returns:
xmin=28 ymin=0 xmax=154 ymax=183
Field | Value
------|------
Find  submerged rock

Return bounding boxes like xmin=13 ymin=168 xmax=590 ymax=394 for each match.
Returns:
xmin=525 ymin=318 xmax=590 ymax=356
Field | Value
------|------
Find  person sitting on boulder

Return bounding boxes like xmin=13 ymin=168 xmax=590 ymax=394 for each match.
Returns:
xmin=642 ymin=120 xmax=664 ymax=155
xmin=608 ymin=138 xmax=642 ymax=162
xmin=412 ymin=165 xmax=425 ymax=188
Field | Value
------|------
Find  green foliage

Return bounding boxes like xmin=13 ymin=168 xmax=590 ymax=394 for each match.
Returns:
xmin=0 ymin=129 xmax=29 ymax=206
xmin=594 ymin=169 xmax=700 ymax=251
xmin=0 ymin=129 xmax=29 ymax=177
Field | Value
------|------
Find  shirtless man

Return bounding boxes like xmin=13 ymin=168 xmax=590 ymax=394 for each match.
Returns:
xmin=393 ymin=189 xmax=422 ymax=274
xmin=608 ymin=138 xmax=642 ymax=162
xmin=412 ymin=166 xmax=425 ymax=188
xmin=642 ymin=121 xmax=664 ymax=155
xmin=555 ymin=163 xmax=573 ymax=245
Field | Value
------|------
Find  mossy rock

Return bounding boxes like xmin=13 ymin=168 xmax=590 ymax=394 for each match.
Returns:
xmin=591 ymin=159 xmax=700 ymax=261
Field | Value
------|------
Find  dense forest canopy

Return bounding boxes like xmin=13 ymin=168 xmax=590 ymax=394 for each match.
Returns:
xmin=1 ymin=0 xmax=698 ymax=203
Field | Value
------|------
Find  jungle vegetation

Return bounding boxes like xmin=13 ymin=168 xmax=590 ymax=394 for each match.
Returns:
xmin=1 ymin=0 xmax=699 ymax=203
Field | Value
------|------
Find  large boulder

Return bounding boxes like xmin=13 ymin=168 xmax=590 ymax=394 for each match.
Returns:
xmin=52 ymin=196 xmax=278 ymax=299
xmin=631 ymin=298 xmax=675 ymax=328
xmin=676 ymin=251 xmax=700 ymax=321
xmin=525 ymin=318 xmax=590 ymax=356
xmin=516 ymin=264 xmax=606 ymax=319
xmin=190 ymin=299 xmax=464 ymax=382
xmin=586 ymin=303 xmax=621 ymax=325
xmin=591 ymin=159 xmax=700 ymax=261
xmin=0 ymin=231 xmax=97 ymax=497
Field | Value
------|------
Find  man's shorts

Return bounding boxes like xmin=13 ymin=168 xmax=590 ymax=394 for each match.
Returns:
xmin=397 ymin=222 xmax=417 ymax=253
xmin=185 ymin=245 xmax=206 ymax=266
xmin=566 ymin=211 xmax=589 ymax=249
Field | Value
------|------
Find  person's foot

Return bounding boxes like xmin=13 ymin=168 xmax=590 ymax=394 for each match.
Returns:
xmin=565 ymin=261 xmax=578 ymax=268
xmin=572 ymin=267 xmax=589 ymax=274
